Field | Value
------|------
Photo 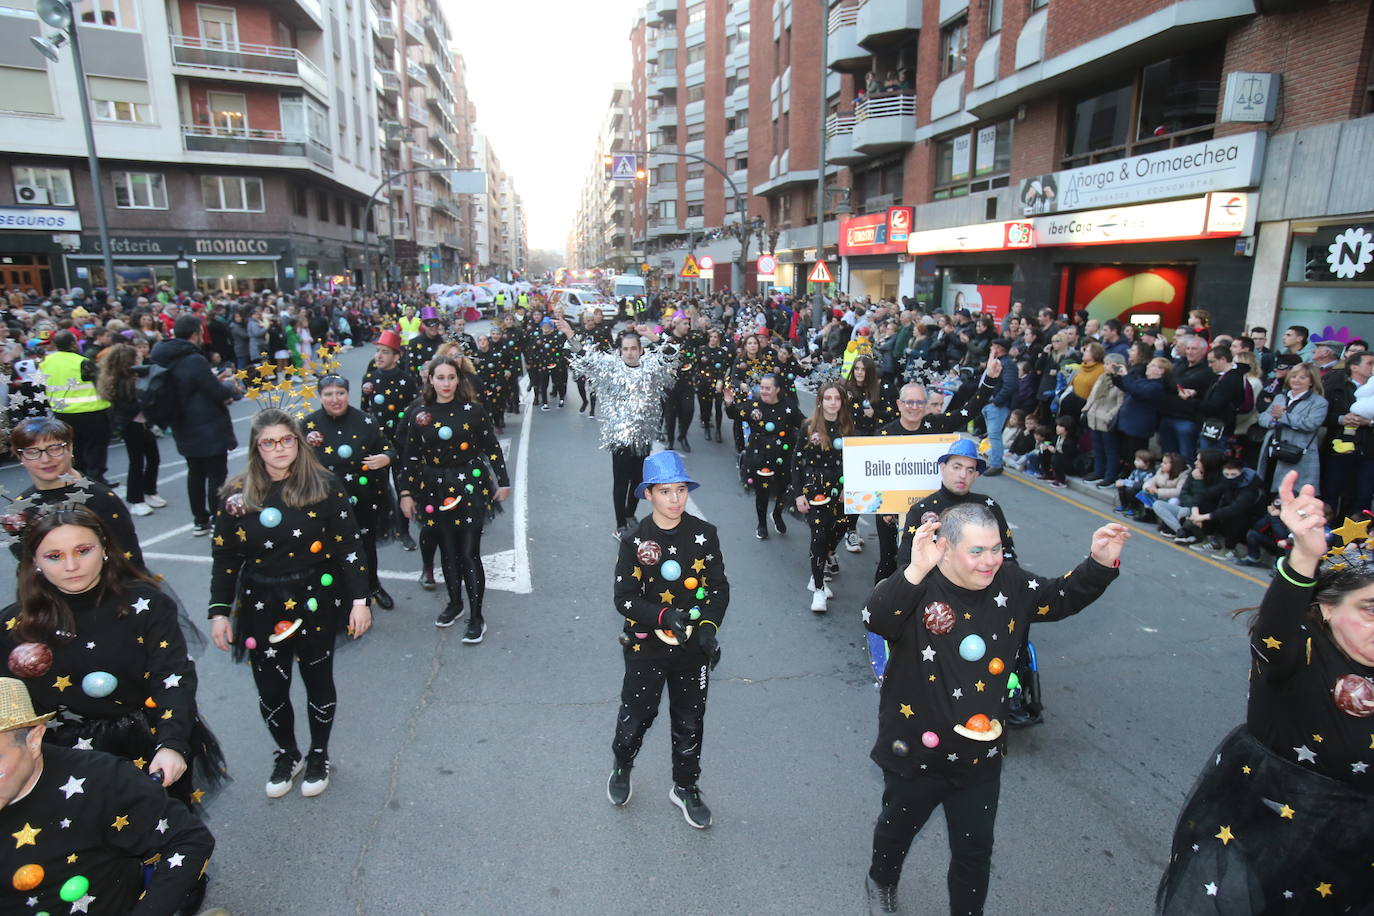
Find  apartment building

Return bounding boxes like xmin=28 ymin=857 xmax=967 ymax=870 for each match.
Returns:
xmin=469 ymin=130 xmax=524 ymax=280
xmin=571 ymin=85 xmax=634 ymax=272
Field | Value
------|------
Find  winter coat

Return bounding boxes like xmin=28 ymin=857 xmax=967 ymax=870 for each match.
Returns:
xmin=1083 ymin=372 xmax=1125 ymax=432
xmin=149 ymin=338 xmax=237 ymax=458
xmin=1111 ymin=370 xmax=1167 ymax=440
xmin=1256 ymin=390 xmax=1328 ymax=493
xmin=1150 ymin=467 xmax=1190 ymax=501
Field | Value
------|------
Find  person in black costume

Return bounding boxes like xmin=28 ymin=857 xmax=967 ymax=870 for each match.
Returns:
xmin=695 ymin=328 xmax=730 ymax=441
xmin=403 ymin=306 xmax=445 ymax=373
xmin=1156 ymin=471 xmax=1374 ymax=915
xmin=792 ymin=382 xmax=855 ymax=614
xmin=573 ymin=310 xmax=614 ymax=417
xmin=606 ymin=451 xmax=728 ymax=830
xmin=723 ymin=373 xmax=802 ymax=539
xmin=661 ymin=318 xmax=698 ymax=452
xmin=863 ymin=504 xmax=1128 ymax=915
xmin=361 ymin=330 xmax=421 ymax=551
xmin=397 ymin=356 xmax=511 ymax=638
xmin=305 ymin=375 xmax=396 ymax=610
xmin=209 ymin=408 xmax=373 ymax=800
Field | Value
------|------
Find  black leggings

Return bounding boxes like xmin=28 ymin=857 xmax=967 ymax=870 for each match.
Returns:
xmin=356 ymin=508 xmax=381 ymax=593
xmin=119 ymin=420 xmax=160 ymax=504
xmin=870 ymin=769 xmax=1001 ymax=914
xmin=612 ymin=447 xmax=647 ymax=528
xmin=436 ymin=523 xmax=485 ymax=617
xmin=249 ymin=629 xmax=337 ymax=756
xmin=753 ymin=479 xmax=786 ymax=526
xmin=612 ymin=654 xmax=710 ymax=787
xmin=531 ymin=369 xmax=550 ymax=405
xmin=808 ymin=512 xmax=843 ymax=589
xmin=875 ymin=515 xmax=899 ymax=583
xmin=697 ymin=391 xmax=723 ymax=430
xmin=576 ymin=377 xmax=597 ymax=414
xmin=549 ymin=366 xmax=568 ymax=401
xmin=663 ymin=387 xmax=695 ymax=443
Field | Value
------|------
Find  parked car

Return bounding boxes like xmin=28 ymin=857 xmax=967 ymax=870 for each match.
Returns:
xmin=547 ymin=287 xmax=617 ymax=321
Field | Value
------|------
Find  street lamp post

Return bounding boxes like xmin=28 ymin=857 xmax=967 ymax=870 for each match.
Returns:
xmin=813 ymin=0 xmax=830 ymax=335
xmin=31 ymin=0 xmax=116 ymax=297
xmin=362 ymin=165 xmax=481 ymax=293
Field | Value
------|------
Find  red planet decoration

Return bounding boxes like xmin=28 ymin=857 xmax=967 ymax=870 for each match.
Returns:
xmin=7 ymin=643 xmax=52 ymax=678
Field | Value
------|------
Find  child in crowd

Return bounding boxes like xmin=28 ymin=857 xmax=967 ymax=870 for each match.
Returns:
xmin=1235 ymin=496 xmax=1290 ymax=567
xmin=1003 ymin=411 xmax=1038 ymax=471
xmin=1113 ymin=449 xmax=1156 ymax=517
xmin=1046 ymin=416 xmax=1079 ymax=488
xmin=1025 ymin=426 xmax=1054 ymax=478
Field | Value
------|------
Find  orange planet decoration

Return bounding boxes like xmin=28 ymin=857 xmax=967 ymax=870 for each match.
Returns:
xmin=965 ymin=714 xmax=991 ymax=731
xmin=953 ymin=715 xmax=1004 ymax=742
xmin=440 ymin=496 xmax=460 ymax=511
xmin=12 ymin=864 xmax=43 ymax=892
xmin=809 ymin=494 xmax=830 ymax=506
xmin=683 ymin=577 xmax=699 ymax=590
xmin=269 ymin=618 xmax=303 ymax=644
xmin=310 ymin=541 xmax=323 ymax=554
xmin=460 ymin=441 xmax=470 ymax=450
xmin=144 ymin=697 xmax=158 ymax=709
xmin=987 ymin=657 xmax=1005 ymax=675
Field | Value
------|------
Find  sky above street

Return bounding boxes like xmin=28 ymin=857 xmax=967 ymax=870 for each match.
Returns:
xmin=447 ymin=0 xmax=645 ymax=252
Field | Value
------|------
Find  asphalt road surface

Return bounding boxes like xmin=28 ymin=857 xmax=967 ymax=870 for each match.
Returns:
xmin=0 ymin=336 xmax=1267 ymax=915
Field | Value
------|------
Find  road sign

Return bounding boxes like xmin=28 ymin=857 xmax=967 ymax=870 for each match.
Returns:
xmin=679 ymin=253 xmax=701 ymax=278
xmin=611 ymin=154 xmax=638 ymax=181
xmin=698 ymin=256 xmax=714 ymax=270
xmin=808 ymin=260 xmax=834 ymax=284
xmin=699 ymin=268 xmax=714 ymax=280
xmin=756 ymin=255 xmax=777 ymax=276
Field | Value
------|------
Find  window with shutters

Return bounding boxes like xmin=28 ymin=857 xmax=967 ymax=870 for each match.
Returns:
xmin=113 ymin=172 xmax=167 ymax=209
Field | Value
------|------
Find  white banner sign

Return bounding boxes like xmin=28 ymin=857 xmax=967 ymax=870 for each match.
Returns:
xmin=0 ymin=207 xmax=82 ymax=231
xmin=950 ymin=134 xmax=972 ymax=181
xmin=974 ymin=126 xmax=997 ymax=176
xmin=840 ymin=434 xmax=958 ymax=515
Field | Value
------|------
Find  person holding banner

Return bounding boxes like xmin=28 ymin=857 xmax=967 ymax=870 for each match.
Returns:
xmin=724 ymin=373 xmax=803 ymax=540
xmin=793 ymin=382 xmax=855 ymax=614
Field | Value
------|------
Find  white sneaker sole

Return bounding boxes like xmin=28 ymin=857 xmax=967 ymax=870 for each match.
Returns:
xmin=805 ymin=580 xmax=834 ymax=598
xmin=461 ymin=622 xmax=486 ymax=644
xmin=301 ymin=773 xmax=329 ymax=797
xmin=607 ymin=773 xmax=633 ymax=807
xmin=265 ymin=759 xmax=304 ymax=798
xmin=668 ymin=787 xmax=710 ymax=829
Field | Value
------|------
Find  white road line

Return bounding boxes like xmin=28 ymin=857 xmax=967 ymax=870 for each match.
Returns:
xmin=142 ymin=524 xmax=197 ymax=547
xmin=505 ymin=386 xmax=534 ymax=593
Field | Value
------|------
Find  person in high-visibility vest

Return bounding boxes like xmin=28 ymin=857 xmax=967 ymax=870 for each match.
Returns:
xmin=40 ymin=329 xmax=113 ymax=484
xmin=494 ymin=291 xmax=508 ymax=310
xmin=517 ymin=291 xmax=529 ymax=308
xmin=398 ymin=306 xmax=421 ymax=344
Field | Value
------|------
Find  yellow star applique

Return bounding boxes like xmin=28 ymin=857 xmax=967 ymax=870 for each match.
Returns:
xmin=1315 ymin=882 xmax=1333 ymax=898
xmin=1332 ymin=516 xmax=1370 ymax=545
xmin=112 ymin=814 xmax=130 ymax=831
xmin=691 ymin=558 xmax=707 ymax=573
xmin=133 ymin=757 xmax=146 ymax=769
xmin=631 ymin=567 xmax=642 ymax=580
xmin=284 ymin=599 xmax=298 ymax=611
xmin=161 ymin=709 xmax=173 ymax=720
xmin=67 ymin=853 xmax=78 ymax=863
xmin=1241 ymin=765 xmax=1251 ymax=775
xmin=235 ymin=527 xmax=247 ymax=542
xmin=1007 ymin=619 xmax=1016 ymax=633
xmin=928 ymin=674 xmax=936 ymax=681
xmin=212 ymin=535 xmax=224 ymax=547
xmin=54 ymin=675 xmax=72 ymax=692
xmin=899 ymin=703 xmax=913 ymax=718
xmin=975 ymin=680 xmax=986 ymax=692
xmin=11 ymin=823 xmax=40 ymax=848
xmin=190 ymin=788 xmax=205 ymax=804
xmin=1278 ymin=804 xmax=1295 ymax=819
xmin=631 ymin=644 xmax=641 ymax=652
xmin=963 ymin=612 xmax=972 ymax=620
xmin=1312 ymin=734 xmax=1323 ymax=743
xmin=1215 ymin=825 xmax=1234 ymax=845
xmin=308 ymin=511 xmax=317 ymax=518
xmin=4 ymin=618 xmax=14 ymax=631
xmin=1036 ymin=605 xmax=1050 ymax=616
xmin=158 ymin=641 xmax=169 ymax=649
xmin=1262 ymin=636 xmax=1282 ymax=650
xmin=659 ymin=590 xmax=675 ymax=603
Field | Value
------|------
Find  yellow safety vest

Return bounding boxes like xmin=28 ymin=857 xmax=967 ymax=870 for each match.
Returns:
xmin=399 ymin=315 xmax=421 ymax=343
xmin=517 ymin=293 xmax=529 ymax=307
xmin=41 ymin=350 xmax=109 ymax=414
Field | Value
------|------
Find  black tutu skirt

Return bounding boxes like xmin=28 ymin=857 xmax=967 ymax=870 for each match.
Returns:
xmin=46 ymin=709 xmax=229 ymax=809
xmin=232 ymin=563 xmax=352 ymax=664
xmin=1157 ymin=726 xmax=1374 ymax=915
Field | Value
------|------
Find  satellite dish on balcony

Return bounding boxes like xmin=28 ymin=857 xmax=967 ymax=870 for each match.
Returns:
xmin=29 ymin=32 xmax=67 ymax=63
xmin=35 ymin=0 xmax=73 ymax=29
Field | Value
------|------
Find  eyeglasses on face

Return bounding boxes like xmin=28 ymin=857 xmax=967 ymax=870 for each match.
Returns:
xmin=17 ymin=442 xmax=70 ymax=461
xmin=257 ymin=434 xmax=298 ymax=451
xmin=898 ymin=399 xmax=928 ymax=408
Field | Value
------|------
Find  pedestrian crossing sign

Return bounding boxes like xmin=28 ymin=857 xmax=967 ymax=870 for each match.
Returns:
xmin=808 ymin=260 xmax=834 ymax=284
xmin=679 ymin=254 xmax=701 ymax=278
xmin=611 ymin=154 xmax=638 ymax=181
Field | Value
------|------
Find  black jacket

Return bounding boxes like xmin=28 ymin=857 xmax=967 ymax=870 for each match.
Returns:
xmin=1162 ymin=358 xmax=1216 ymax=420
xmin=1198 ymin=365 xmax=1248 ymax=434
xmin=150 ymin=338 xmax=237 ymax=458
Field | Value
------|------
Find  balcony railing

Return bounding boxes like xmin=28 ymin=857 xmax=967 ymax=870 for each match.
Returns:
xmin=416 ymin=227 xmax=437 ymax=247
xmin=826 ymin=112 xmax=856 ymax=137
xmin=376 ymin=68 xmax=401 ymax=94
xmin=403 ymin=16 xmax=424 ymax=44
xmin=181 ymin=125 xmax=332 ymax=169
xmin=406 ymin=60 xmax=427 ymax=84
xmin=855 ymin=92 xmax=916 ymax=122
xmin=372 ymin=16 xmax=396 ymax=44
xmin=407 ymin=105 xmax=430 ymax=127
xmin=827 ymin=1 xmax=859 ymax=34
xmin=170 ymin=35 xmax=327 ymax=100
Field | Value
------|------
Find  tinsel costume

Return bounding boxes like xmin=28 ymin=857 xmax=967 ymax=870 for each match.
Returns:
xmin=791 ymin=418 xmax=850 ymax=592
xmin=573 ymin=323 xmax=615 ymax=415
xmin=209 ymin=480 xmax=370 ymax=759
xmin=302 ymin=404 xmax=396 ymax=596
xmin=1156 ymin=548 xmax=1374 ymax=914
xmin=570 ymin=341 xmax=680 ymax=529
xmin=725 ymin=395 xmax=802 ymax=531
xmin=864 ymin=549 xmax=1119 ymax=908
xmin=396 ymin=396 xmax=510 ymax=628
xmin=1 ymin=583 xmax=228 ymax=809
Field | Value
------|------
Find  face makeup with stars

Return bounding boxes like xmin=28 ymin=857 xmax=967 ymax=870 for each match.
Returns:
xmin=256 ymin=424 xmax=298 ymax=479
xmin=18 ymin=436 xmax=74 ymax=489
xmin=645 ymin=482 xmax=689 ymax=526
xmin=320 ymin=384 xmax=349 ymax=418
xmin=0 ymin=726 xmax=43 ymax=808
xmin=34 ymin=524 xmax=105 ymax=595
xmin=939 ymin=523 xmax=1005 ymax=589
xmin=940 ymin=455 xmax=980 ymax=495
xmin=1321 ymin=581 xmax=1374 ymax=667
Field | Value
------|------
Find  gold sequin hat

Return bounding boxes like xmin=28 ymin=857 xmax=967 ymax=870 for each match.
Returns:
xmin=0 ymin=678 xmax=55 ymax=733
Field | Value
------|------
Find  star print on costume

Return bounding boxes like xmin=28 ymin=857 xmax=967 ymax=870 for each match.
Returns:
xmin=59 ymin=775 xmax=85 ymax=798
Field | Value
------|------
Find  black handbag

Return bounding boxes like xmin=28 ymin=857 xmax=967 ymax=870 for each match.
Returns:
xmin=1266 ymin=430 xmax=1316 ymax=465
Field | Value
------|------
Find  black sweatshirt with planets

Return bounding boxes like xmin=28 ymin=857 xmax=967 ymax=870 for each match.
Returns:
xmin=895 ymin=488 xmax=1019 ymax=567
xmin=614 ymin=514 xmax=729 ymax=662
xmin=725 ymin=397 xmax=802 ymax=479
xmin=359 ymin=364 xmax=420 ymax=441
xmin=302 ymin=406 xmax=394 ymax=524
xmin=397 ymin=398 xmax=510 ymax=529
xmin=865 ymin=555 xmax=1118 ymax=784
xmin=13 ymin=480 xmax=143 ymax=572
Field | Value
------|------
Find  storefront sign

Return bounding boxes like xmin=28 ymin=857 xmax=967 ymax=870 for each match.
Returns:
xmin=887 ymin=207 xmax=914 ymax=243
xmin=1004 ymin=221 xmax=1034 ymax=249
xmin=1018 ymin=132 xmax=1265 ymax=215
xmin=1326 ymin=227 xmax=1374 ymax=280
xmin=974 ymin=126 xmax=998 ymax=176
xmin=907 ymin=220 xmax=1014 ymax=255
xmin=1222 ymin=72 xmax=1279 ymax=124
xmin=0 ymin=207 xmax=82 ymax=231
xmin=843 ymin=212 xmax=911 ymax=256
xmin=80 ymin=235 xmax=286 ymax=256
xmin=840 ymin=434 xmax=959 ymax=515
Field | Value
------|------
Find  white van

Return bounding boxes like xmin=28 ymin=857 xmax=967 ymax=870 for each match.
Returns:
xmin=612 ymin=275 xmax=646 ymax=300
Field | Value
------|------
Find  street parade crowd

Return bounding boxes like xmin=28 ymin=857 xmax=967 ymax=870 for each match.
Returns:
xmin=0 ymin=278 xmax=1369 ymax=915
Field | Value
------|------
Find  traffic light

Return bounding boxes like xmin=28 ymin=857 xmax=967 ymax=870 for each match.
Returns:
xmin=635 ymin=168 xmax=647 ymax=180
xmin=464 ymin=261 xmax=472 ymax=270
xmin=603 ymin=154 xmax=614 ymax=179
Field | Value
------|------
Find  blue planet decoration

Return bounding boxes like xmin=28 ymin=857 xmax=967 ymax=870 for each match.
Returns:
xmin=81 ymin=671 xmax=117 ymax=698
xmin=437 ymin=426 xmax=453 ymax=440
xmin=337 ymin=444 xmax=354 ymax=458
xmin=765 ymin=422 xmax=776 ymax=432
xmin=660 ymin=559 xmax=682 ymax=581
xmin=307 ymin=598 xmax=318 ymax=611
xmin=258 ymin=507 xmax=283 ymax=528
xmin=373 ymin=394 xmax=385 ymax=405
xmin=959 ymin=634 xmax=987 ymax=662
xmin=344 ymin=338 xmax=352 ymax=346
xmin=833 ymin=437 xmax=844 ymax=449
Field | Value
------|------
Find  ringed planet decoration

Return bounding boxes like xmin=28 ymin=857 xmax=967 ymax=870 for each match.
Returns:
xmin=953 ymin=715 xmax=1004 ymax=742
xmin=269 ymin=619 xmax=303 ymax=644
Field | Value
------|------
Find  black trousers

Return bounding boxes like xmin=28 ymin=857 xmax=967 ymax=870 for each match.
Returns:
xmin=870 ymin=768 xmax=1001 ymax=915
xmin=663 ymin=386 xmax=696 ymax=443
xmin=697 ymin=390 xmax=723 ymax=430
xmin=612 ymin=654 xmax=710 ymax=787
xmin=576 ymin=377 xmax=597 ymax=414
xmin=549 ymin=366 xmax=568 ymax=402
xmin=59 ymin=409 xmax=111 ymax=482
xmin=249 ymin=626 xmax=337 ymax=756
xmin=875 ymin=514 xmax=899 ymax=583
xmin=611 ymin=447 xmax=647 ymax=528
xmin=119 ymin=420 xmax=161 ymax=505
xmin=531 ymin=368 xmax=550 ymax=405
xmin=185 ymin=452 xmax=228 ymax=528
xmin=435 ymin=523 xmax=485 ymax=617
xmin=807 ymin=510 xmax=844 ymax=589
xmin=752 ymin=477 xmax=786 ymax=526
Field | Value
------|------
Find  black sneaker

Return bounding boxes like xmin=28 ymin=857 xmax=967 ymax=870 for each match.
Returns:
xmin=669 ymin=784 xmax=711 ymax=829
xmin=300 ymin=749 xmax=330 ymax=797
xmin=419 ymin=568 xmax=437 ymax=590
xmin=755 ymin=524 xmax=769 ymax=540
xmin=865 ymin=875 xmax=899 ymax=914
xmin=607 ymin=764 xmax=633 ymax=807
xmin=399 ymin=535 xmax=417 ymax=552
xmin=772 ymin=512 xmax=787 ymax=535
xmin=191 ymin=523 xmax=211 ymax=537
xmin=462 ymin=616 xmax=486 ymax=644
xmin=825 ymin=556 xmax=840 ymax=580
xmin=265 ymin=750 xmax=302 ymax=798
xmin=435 ymin=604 xmax=463 ymax=628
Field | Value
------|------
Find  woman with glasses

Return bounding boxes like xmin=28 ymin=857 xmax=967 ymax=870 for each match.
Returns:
xmin=397 ymin=356 xmax=511 ymax=639
xmin=303 ymin=375 xmax=397 ymax=610
xmin=209 ymin=408 xmax=372 ymax=799
xmin=7 ymin=416 xmax=144 ymax=571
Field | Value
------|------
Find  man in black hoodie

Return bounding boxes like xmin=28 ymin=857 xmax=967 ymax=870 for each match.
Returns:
xmin=1159 ymin=334 xmax=1215 ymax=463
xmin=1196 ymin=344 xmax=1248 ymax=452
xmin=151 ymin=314 xmax=241 ymax=536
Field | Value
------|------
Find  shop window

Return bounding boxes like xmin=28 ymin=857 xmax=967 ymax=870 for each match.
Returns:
xmin=1062 ymin=46 xmax=1221 ymax=168
xmin=112 ymin=172 xmax=167 ymax=210
xmin=934 ymin=121 xmax=1013 ymax=200
xmin=201 ymin=175 xmax=264 ymax=212
xmin=12 ymin=166 xmax=74 ymax=206
xmin=940 ymin=17 xmax=968 ymax=79
xmin=76 ymin=0 xmax=137 ymax=28
xmin=686 ymin=43 xmax=706 ymax=64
